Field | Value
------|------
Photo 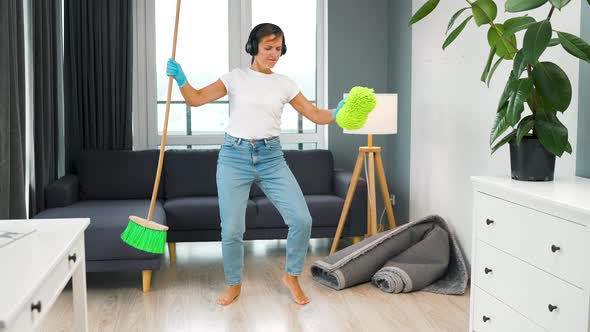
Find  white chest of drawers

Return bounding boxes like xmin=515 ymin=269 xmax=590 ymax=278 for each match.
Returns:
xmin=470 ymin=176 xmax=590 ymax=332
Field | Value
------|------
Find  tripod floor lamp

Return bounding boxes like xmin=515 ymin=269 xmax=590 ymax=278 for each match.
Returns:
xmin=330 ymin=93 xmax=398 ymax=254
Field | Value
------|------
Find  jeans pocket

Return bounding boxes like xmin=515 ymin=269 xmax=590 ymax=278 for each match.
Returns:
xmin=221 ymin=141 xmax=235 ymax=148
xmin=267 ymin=141 xmax=282 ymax=151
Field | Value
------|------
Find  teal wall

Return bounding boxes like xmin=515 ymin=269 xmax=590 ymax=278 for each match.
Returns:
xmin=328 ymin=1 xmax=412 ymax=224
xmin=577 ymin=4 xmax=590 ymax=178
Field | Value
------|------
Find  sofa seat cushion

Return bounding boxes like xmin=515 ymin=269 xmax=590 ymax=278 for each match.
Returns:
xmin=164 ymin=196 xmax=257 ymax=230
xmin=252 ymin=195 xmax=344 ymax=228
xmin=34 ymin=199 xmax=165 ymax=261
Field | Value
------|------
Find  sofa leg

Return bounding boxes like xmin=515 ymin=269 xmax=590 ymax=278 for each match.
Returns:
xmin=352 ymin=236 xmax=363 ymax=244
xmin=142 ymin=270 xmax=152 ymax=293
xmin=168 ymin=242 xmax=176 ymax=263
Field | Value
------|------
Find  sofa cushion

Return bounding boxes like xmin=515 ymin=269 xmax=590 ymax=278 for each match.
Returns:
xmin=164 ymin=196 xmax=257 ymax=230
xmin=34 ymin=199 xmax=165 ymax=261
xmin=76 ymin=150 xmax=163 ymax=200
xmin=250 ymin=150 xmax=334 ymax=197
xmin=251 ymin=195 xmax=344 ymax=228
xmin=164 ymin=149 xmax=219 ymax=198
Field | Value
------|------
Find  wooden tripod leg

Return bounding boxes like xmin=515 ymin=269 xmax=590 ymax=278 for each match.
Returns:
xmin=375 ymin=151 xmax=396 ymax=229
xmin=366 ymin=172 xmax=371 ymax=238
xmin=367 ymin=152 xmax=378 ymax=235
xmin=330 ymin=151 xmax=365 ymax=254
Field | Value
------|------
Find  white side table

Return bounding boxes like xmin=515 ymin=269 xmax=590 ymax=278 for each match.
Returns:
xmin=0 ymin=218 xmax=90 ymax=332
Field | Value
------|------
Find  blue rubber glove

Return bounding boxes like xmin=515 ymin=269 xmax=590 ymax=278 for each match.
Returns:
xmin=167 ymin=58 xmax=187 ymax=88
xmin=332 ymin=97 xmax=347 ymax=119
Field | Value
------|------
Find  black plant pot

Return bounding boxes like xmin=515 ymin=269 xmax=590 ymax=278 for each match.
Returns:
xmin=509 ymin=136 xmax=556 ymax=181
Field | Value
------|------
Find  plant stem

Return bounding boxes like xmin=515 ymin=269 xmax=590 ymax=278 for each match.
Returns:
xmin=526 ymin=64 xmax=536 ymax=113
xmin=526 ymin=63 xmax=538 ymax=136
xmin=547 ymin=6 xmax=555 ymax=20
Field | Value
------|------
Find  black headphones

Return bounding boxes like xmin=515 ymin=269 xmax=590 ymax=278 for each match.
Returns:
xmin=245 ymin=23 xmax=287 ymax=56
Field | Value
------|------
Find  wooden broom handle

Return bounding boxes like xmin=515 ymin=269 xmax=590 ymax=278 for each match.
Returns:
xmin=147 ymin=0 xmax=181 ymax=222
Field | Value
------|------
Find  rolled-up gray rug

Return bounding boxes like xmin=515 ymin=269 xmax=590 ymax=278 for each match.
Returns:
xmin=310 ymin=215 xmax=468 ymax=295
xmin=371 ymin=224 xmax=450 ymax=293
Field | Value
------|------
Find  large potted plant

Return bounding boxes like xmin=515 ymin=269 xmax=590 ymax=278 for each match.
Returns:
xmin=409 ymin=0 xmax=590 ymax=181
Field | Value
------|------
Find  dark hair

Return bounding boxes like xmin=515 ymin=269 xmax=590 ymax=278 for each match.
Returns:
xmin=245 ymin=23 xmax=287 ymax=63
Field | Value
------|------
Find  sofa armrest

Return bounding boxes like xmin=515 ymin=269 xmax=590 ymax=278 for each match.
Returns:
xmin=333 ymin=170 xmax=367 ymax=236
xmin=45 ymin=174 xmax=79 ymax=209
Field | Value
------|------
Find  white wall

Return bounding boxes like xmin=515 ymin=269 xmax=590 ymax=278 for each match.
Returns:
xmin=410 ymin=1 xmax=581 ymax=265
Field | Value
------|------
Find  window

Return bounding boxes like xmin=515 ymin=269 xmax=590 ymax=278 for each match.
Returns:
xmin=146 ymin=0 xmax=327 ymax=150
xmin=155 ymin=0 xmax=229 ymax=137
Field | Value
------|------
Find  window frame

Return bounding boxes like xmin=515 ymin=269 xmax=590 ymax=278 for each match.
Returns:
xmin=134 ymin=0 xmax=328 ymax=150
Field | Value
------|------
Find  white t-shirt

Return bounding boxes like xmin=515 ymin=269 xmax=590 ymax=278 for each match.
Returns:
xmin=219 ymin=68 xmax=300 ymax=139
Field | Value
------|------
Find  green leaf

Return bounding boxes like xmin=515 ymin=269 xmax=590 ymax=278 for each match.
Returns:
xmin=506 ymin=78 xmax=534 ymax=126
xmin=443 ymin=15 xmax=473 ymax=49
xmin=535 ymin=104 xmax=569 ymax=156
xmin=497 ymin=75 xmax=516 ymax=111
xmin=512 ymin=49 xmax=526 ymax=79
xmin=409 ymin=0 xmax=440 ymax=26
xmin=557 ymin=31 xmax=590 ymax=63
xmin=488 ymin=25 xmax=518 ymax=59
xmin=481 ymin=46 xmax=497 ymax=82
xmin=491 ymin=131 xmax=516 ymax=154
xmin=505 ymin=0 xmax=548 ymax=12
xmin=548 ymin=38 xmax=560 ymax=47
xmin=490 ymin=104 xmax=511 ymax=145
xmin=472 ymin=0 xmax=498 ymax=26
xmin=447 ymin=7 xmax=471 ymax=34
xmin=503 ymin=16 xmax=536 ymax=37
xmin=487 ymin=57 xmax=504 ymax=86
xmin=565 ymin=141 xmax=573 ymax=154
xmin=532 ymin=61 xmax=572 ymax=112
xmin=548 ymin=0 xmax=571 ymax=10
xmin=516 ymin=115 xmax=535 ymax=144
xmin=523 ymin=20 xmax=552 ymax=64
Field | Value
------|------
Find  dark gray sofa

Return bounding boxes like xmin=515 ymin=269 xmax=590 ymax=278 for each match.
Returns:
xmin=34 ymin=149 xmax=368 ymax=291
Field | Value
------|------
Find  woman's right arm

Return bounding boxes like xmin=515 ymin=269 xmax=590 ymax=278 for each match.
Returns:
xmin=180 ymin=80 xmax=227 ymax=107
xmin=167 ymin=59 xmax=227 ymax=107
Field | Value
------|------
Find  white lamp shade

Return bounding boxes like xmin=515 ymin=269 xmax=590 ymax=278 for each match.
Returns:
xmin=343 ymin=93 xmax=397 ymax=135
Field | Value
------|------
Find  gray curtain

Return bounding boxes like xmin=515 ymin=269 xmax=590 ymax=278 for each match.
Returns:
xmin=63 ymin=0 xmax=133 ymax=173
xmin=0 ymin=0 xmax=27 ymax=219
xmin=30 ymin=0 xmax=61 ymax=215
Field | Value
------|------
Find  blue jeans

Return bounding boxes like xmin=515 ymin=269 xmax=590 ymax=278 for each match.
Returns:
xmin=216 ymin=133 xmax=313 ymax=285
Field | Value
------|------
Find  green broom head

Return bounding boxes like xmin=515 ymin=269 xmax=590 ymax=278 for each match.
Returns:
xmin=121 ymin=218 xmax=167 ymax=254
xmin=336 ymin=86 xmax=377 ymax=130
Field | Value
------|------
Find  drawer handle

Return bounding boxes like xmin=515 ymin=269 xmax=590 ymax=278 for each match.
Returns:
xmin=551 ymin=245 xmax=560 ymax=253
xmin=484 ymin=267 xmax=493 ymax=274
xmin=485 ymin=218 xmax=494 ymax=226
xmin=31 ymin=301 xmax=42 ymax=313
xmin=548 ymin=304 xmax=558 ymax=312
xmin=482 ymin=315 xmax=491 ymax=322
xmin=68 ymin=253 xmax=77 ymax=263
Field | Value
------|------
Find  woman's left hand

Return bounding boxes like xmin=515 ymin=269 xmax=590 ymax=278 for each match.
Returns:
xmin=332 ymin=97 xmax=347 ymax=119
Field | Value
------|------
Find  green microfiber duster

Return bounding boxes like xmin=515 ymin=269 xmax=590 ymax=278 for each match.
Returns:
xmin=336 ymin=87 xmax=377 ymax=130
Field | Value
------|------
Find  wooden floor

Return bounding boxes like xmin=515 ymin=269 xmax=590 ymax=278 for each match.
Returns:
xmin=40 ymin=238 xmax=470 ymax=332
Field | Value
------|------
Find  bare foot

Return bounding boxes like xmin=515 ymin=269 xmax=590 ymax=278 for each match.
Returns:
xmin=282 ymin=274 xmax=310 ymax=305
xmin=216 ymin=284 xmax=241 ymax=306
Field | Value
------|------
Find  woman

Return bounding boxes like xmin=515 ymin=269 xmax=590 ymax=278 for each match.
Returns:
xmin=167 ymin=23 xmax=345 ymax=306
